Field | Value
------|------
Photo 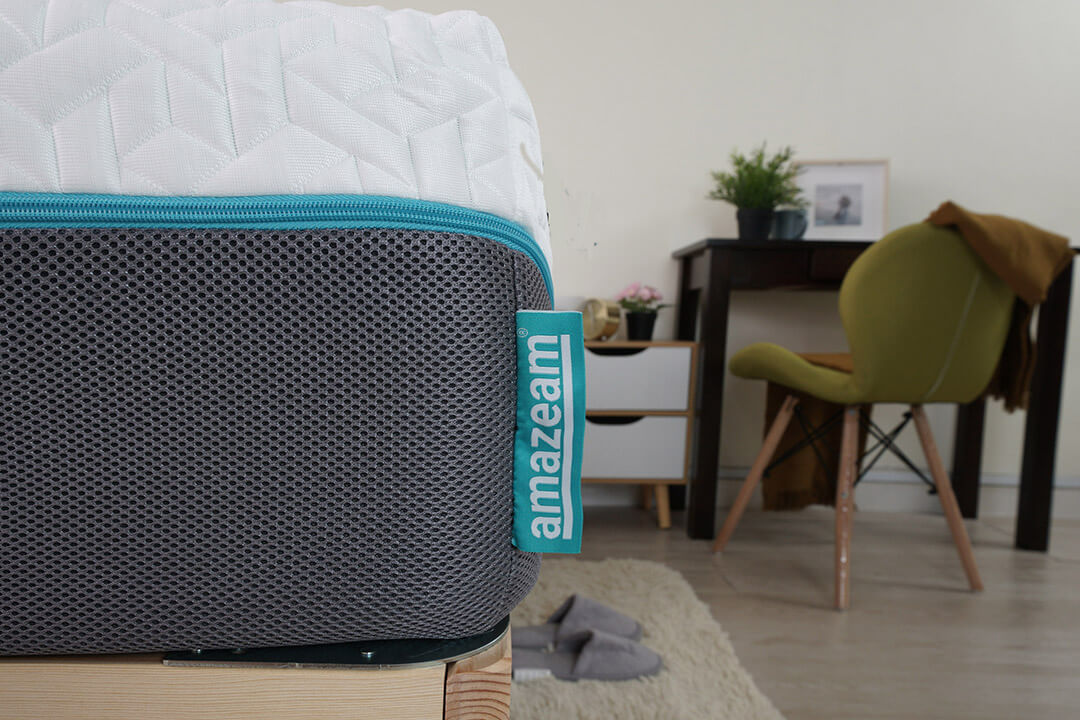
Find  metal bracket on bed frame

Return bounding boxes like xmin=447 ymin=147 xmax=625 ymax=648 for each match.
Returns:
xmin=764 ymin=406 xmax=935 ymax=492
xmin=163 ymin=616 xmax=509 ymax=670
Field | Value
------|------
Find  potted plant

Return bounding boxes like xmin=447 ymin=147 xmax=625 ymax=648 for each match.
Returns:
xmin=615 ymin=283 xmax=669 ymax=340
xmin=709 ymin=143 xmax=806 ymax=240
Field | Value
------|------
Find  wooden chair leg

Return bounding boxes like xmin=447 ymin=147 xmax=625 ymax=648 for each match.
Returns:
xmin=712 ymin=395 xmax=799 ymax=552
xmin=654 ymin=485 xmax=672 ymax=530
xmin=834 ymin=405 xmax=860 ymax=610
xmin=911 ymin=405 xmax=984 ymax=592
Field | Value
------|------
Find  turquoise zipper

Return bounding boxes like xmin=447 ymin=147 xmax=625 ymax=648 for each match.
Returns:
xmin=0 ymin=192 xmax=553 ymax=298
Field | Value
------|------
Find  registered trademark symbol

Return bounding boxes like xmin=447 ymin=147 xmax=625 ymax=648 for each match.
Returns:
xmin=517 ymin=328 xmax=528 ymax=337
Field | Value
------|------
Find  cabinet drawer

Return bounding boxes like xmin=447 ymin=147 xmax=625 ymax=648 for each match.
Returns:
xmin=581 ymin=416 xmax=687 ymax=481
xmin=584 ymin=346 xmax=692 ymax=411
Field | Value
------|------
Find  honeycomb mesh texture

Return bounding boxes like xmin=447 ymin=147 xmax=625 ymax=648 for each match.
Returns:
xmin=0 ymin=226 xmax=549 ymax=656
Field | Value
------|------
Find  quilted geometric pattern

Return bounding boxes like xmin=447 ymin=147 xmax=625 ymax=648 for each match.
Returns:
xmin=0 ymin=0 xmax=551 ymax=266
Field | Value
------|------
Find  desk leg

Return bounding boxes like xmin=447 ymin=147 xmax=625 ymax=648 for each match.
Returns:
xmin=951 ymin=396 xmax=986 ymax=519
xmin=685 ymin=249 xmax=732 ymax=539
xmin=670 ymin=258 xmax=702 ymax=512
xmin=1016 ymin=265 xmax=1074 ymax=551
xmin=677 ymin=257 xmax=700 ymax=341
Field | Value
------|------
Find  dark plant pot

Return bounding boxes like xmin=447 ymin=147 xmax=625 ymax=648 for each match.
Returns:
xmin=625 ymin=311 xmax=657 ymax=341
xmin=736 ymin=208 xmax=775 ymax=241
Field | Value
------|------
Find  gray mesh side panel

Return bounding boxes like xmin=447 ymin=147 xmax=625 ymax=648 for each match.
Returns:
xmin=0 ymin=227 xmax=549 ymax=655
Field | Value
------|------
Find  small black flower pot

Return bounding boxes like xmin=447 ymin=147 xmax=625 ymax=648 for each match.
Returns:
xmin=736 ymin=208 xmax=775 ymax=241
xmin=625 ymin=311 xmax=657 ymax=341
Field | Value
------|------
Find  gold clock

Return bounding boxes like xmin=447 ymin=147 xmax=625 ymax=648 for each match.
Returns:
xmin=581 ymin=298 xmax=620 ymax=341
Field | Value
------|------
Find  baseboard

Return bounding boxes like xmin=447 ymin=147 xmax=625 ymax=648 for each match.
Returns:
xmin=712 ymin=469 xmax=1080 ymax=519
xmin=582 ymin=471 xmax=1080 ymax=520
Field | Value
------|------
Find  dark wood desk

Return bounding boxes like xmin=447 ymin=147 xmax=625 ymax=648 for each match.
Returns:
xmin=673 ymin=238 xmax=1075 ymax=551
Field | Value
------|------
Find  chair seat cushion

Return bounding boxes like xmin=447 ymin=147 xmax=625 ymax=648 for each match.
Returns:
xmin=798 ymin=352 xmax=855 ymax=374
xmin=729 ymin=343 xmax=864 ymax=404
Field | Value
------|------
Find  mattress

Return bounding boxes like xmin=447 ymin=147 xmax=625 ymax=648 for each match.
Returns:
xmin=0 ymin=0 xmax=551 ymax=268
xmin=0 ymin=0 xmax=570 ymax=656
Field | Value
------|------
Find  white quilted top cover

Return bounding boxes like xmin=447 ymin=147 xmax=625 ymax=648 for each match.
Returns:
xmin=0 ymin=0 xmax=551 ymax=265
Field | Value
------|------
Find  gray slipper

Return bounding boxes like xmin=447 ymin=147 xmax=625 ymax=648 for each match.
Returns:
xmin=512 ymin=594 xmax=642 ymax=650
xmin=512 ymin=629 xmax=662 ymax=682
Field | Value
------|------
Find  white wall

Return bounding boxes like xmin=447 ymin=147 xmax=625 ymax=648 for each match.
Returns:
xmin=351 ymin=0 xmax=1080 ymax=505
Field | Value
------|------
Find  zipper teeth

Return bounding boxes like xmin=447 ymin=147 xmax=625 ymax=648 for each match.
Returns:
xmin=0 ymin=195 xmax=513 ymax=226
xmin=0 ymin=193 xmax=552 ymax=295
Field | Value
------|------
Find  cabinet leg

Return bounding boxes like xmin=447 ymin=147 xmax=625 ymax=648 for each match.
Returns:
xmin=654 ymin=485 xmax=672 ymax=530
xmin=640 ymin=485 xmax=655 ymax=511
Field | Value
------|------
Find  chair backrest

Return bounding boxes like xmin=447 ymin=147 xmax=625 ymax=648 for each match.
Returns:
xmin=838 ymin=223 xmax=1015 ymax=404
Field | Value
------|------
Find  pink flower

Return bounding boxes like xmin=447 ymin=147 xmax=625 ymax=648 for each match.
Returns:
xmin=638 ymin=286 xmax=654 ymax=302
xmin=615 ymin=281 xmax=641 ymax=301
xmin=648 ymin=287 xmax=663 ymax=302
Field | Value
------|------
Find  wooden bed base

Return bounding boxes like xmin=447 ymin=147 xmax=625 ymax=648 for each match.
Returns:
xmin=0 ymin=630 xmax=510 ymax=720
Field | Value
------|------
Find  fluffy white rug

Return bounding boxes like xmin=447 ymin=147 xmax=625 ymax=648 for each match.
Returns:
xmin=510 ymin=558 xmax=784 ymax=720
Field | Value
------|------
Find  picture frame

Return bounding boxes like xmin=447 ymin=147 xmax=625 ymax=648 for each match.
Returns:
xmin=794 ymin=160 xmax=889 ymax=241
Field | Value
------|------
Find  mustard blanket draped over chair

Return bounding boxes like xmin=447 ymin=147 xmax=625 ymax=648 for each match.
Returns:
xmin=926 ymin=201 xmax=1073 ymax=411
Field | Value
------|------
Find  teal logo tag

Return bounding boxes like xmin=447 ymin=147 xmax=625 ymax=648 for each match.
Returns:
xmin=513 ymin=311 xmax=585 ymax=554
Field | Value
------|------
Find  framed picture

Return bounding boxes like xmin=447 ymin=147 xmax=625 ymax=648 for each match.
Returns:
xmin=794 ymin=160 xmax=889 ymax=241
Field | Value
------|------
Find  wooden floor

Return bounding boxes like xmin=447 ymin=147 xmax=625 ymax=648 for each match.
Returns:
xmin=577 ymin=507 xmax=1080 ymax=720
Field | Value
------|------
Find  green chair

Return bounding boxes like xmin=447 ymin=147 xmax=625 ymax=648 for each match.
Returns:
xmin=712 ymin=223 xmax=1014 ymax=609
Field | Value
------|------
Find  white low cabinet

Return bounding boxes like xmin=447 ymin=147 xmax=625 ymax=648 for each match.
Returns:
xmin=581 ymin=341 xmax=698 ymax=529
